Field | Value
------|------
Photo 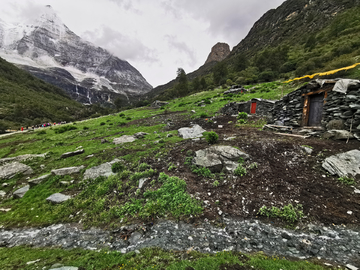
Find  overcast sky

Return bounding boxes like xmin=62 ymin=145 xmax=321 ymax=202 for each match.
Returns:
xmin=0 ymin=0 xmax=285 ymax=87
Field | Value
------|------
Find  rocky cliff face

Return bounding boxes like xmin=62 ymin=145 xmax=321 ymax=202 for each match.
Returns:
xmin=204 ymin=43 xmax=230 ymax=65
xmin=232 ymin=0 xmax=360 ymax=56
xmin=0 ymin=6 xmax=152 ymax=106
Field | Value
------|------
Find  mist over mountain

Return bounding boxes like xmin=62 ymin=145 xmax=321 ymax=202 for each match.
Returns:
xmin=0 ymin=5 xmax=152 ymax=107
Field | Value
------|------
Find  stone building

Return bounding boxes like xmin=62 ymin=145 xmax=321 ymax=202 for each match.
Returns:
xmin=220 ymin=98 xmax=275 ymax=116
xmin=271 ymin=79 xmax=360 ymax=138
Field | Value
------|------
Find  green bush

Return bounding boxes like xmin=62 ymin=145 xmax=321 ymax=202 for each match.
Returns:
xmin=200 ymin=113 xmax=208 ymax=118
xmin=100 ymin=122 xmax=106 ymax=126
xmin=191 ymin=166 xmax=213 ymax=178
xmin=258 ymin=204 xmax=304 ymax=223
xmin=83 ymin=126 xmax=89 ymax=130
xmin=237 ymin=112 xmax=248 ymax=120
xmin=37 ymin=130 xmax=46 ymax=135
xmin=234 ymin=164 xmax=247 ymax=176
xmin=111 ymin=162 xmax=125 ymax=173
xmin=119 ymin=113 xmax=125 ymax=117
xmin=126 ymin=117 xmax=132 ymax=121
xmin=54 ymin=125 xmax=78 ymax=134
xmin=204 ymin=131 xmax=218 ymax=144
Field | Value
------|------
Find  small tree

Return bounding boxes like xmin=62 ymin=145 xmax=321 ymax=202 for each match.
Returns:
xmin=175 ymin=68 xmax=189 ymax=97
xmin=0 ymin=121 xmax=8 ymax=134
xmin=213 ymin=61 xmax=228 ymax=85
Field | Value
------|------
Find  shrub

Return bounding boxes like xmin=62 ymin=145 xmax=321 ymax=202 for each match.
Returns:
xmin=200 ymin=113 xmax=208 ymax=118
xmin=83 ymin=126 xmax=89 ymax=130
xmin=138 ymin=163 xmax=149 ymax=172
xmin=338 ymin=177 xmax=355 ymax=185
xmin=190 ymin=165 xmax=213 ymax=178
xmin=234 ymin=164 xmax=247 ymax=176
xmin=237 ymin=112 xmax=248 ymax=120
xmin=111 ymin=162 xmax=125 ymax=173
xmin=204 ymin=131 xmax=218 ymax=144
xmin=258 ymin=204 xmax=304 ymax=223
xmin=119 ymin=113 xmax=125 ymax=117
xmin=37 ymin=130 xmax=46 ymax=135
xmin=100 ymin=122 xmax=106 ymax=126
xmin=126 ymin=117 xmax=132 ymax=121
xmin=54 ymin=125 xmax=77 ymax=134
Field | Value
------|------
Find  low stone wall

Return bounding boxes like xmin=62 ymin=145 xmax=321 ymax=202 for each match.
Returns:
xmin=221 ymin=99 xmax=275 ymax=116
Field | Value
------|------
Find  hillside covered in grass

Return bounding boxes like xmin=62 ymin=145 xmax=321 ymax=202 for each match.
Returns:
xmin=0 ymin=57 xmax=113 ymax=130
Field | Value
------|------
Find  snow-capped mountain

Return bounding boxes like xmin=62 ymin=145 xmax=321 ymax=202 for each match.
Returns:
xmin=0 ymin=5 xmax=152 ymax=106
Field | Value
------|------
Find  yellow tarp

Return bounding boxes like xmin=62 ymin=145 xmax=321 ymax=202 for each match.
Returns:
xmin=284 ymin=63 xmax=360 ymax=83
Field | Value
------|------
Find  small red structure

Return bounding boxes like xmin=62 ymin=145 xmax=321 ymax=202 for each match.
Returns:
xmin=21 ymin=127 xmax=24 ymax=131
xmin=250 ymin=102 xmax=257 ymax=114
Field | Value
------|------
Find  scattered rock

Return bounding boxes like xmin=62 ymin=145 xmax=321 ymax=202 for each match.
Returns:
xmin=46 ymin=193 xmax=71 ymax=204
xmin=0 ymin=162 xmax=34 ymax=179
xmin=133 ymin=132 xmax=149 ymax=139
xmin=322 ymin=150 xmax=360 ymax=178
xmin=28 ymin=174 xmax=51 ymax=188
xmin=60 ymin=149 xmax=85 ymax=159
xmin=0 ymin=190 xmax=6 ymax=198
xmin=0 ymin=153 xmax=47 ymax=165
xmin=13 ymin=185 xmax=30 ymax=199
xmin=322 ymin=130 xmax=354 ymax=140
xmin=51 ymin=166 xmax=85 ymax=176
xmin=0 ymin=208 xmax=11 ymax=212
xmin=26 ymin=259 xmax=41 ymax=265
xmin=1 ymin=183 xmax=9 ymax=187
xmin=83 ymin=159 xmax=120 ymax=180
xmin=193 ymin=145 xmax=250 ymax=173
xmin=113 ymin=135 xmax=137 ymax=145
xmin=49 ymin=267 xmax=78 ymax=270
xmin=166 ymin=134 xmax=173 ymax=138
xmin=178 ymin=125 xmax=206 ymax=139
xmin=101 ymin=139 xmax=109 ymax=144
xmin=346 ymin=264 xmax=359 ymax=270
xmin=300 ymin=146 xmax=313 ymax=155
xmin=138 ymin=178 xmax=147 ymax=189
xmin=224 ymin=86 xmax=247 ymax=95
xmin=60 ymin=181 xmax=71 ymax=186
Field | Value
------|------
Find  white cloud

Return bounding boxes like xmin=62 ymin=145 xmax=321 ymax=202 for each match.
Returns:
xmin=0 ymin=0 xmax=286 ymax=87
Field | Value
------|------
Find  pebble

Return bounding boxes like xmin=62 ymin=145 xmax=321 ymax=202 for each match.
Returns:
xmin=0 ymin=219 xmax=359 ymax=265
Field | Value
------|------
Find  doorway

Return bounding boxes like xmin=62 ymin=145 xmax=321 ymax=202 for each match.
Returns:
xmin=307 ymin=93 xmax=324 ymax=126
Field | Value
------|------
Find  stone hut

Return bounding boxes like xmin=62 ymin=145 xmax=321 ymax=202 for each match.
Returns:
xmin=271 ymin=79 xmax=360 ymax=137
xmin=221 ymin=98 xmax=275 ymax=116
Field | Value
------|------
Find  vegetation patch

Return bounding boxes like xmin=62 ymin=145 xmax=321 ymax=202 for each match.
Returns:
xmin=258 ymin=204 xmax=304 ymax=223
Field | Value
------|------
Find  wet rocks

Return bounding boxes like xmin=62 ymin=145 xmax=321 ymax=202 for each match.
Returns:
xmin=83 ymin=159 xmax=120 ymax=180
xmin=0 ymin=219 xmax=359 ymax=265
xmin=51 ymin=166 xmax=85 ymax=176
xmin=178 ymin=125 xmax=206 ymax=139
xmin=113 ymin=135 xmax=137 ymax=145
xmin=46 ymin=193 xmax=71 ymax=204
xmin=13 ymin=185 xmax=30 ymax=199
xmin=0 ymin=162 xmax=34 ymax=179
xmin=28 ymin=174 xmax=51 ymax=188
xmin=60 ymin=149 xmax=84 ymax=159
xmin=322 ymin=150 xmax=360 ymax=178
xmin=193 ymin=145 xmax=250 ymax=173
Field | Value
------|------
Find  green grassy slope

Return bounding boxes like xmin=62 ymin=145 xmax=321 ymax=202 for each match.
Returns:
xmin=0 ymin=57 xmax=98 ymax=129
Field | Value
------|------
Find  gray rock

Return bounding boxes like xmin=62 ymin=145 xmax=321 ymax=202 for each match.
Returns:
xmin=113 ymin=135 xmax=137 ymax=145
xmin=13 ymin=185 xmax=30 ymax=199
xmin=151 ymin=100 xmax=169 ymax=108
xmin=193 ymin=146 xmax=250 ymax=173
xmin=322 ymin=150 xmax=360 ymax=178
xmin=83 ymin=159 xmax=120 ymax=180
xmin=346 ymin=264 xmax=359 ymax=270
xmin=60 ymin=149 xmax=84 ymax=159
xmin=28 ymin=174 xmax=51 ymax=188
xmin=322 ymin=130 xmax=354 ymax=140
xmin=46 ymin=193 xmax=71 ymax=204
xmin=300 ymin=146 xmax=313 ymax=155
xmin=101 ymin=139 xmax=109 ymax=144
xmin=0 ymin=190 xmax=6 ymax=198
xmin=178 ymin=125 xmax=206 ymax=139
xmin=349 ymin=104 xmax=360 ymax=110
xmin=0 ymin=153 xmax=47 ymax=165
xmin=138 ymin=178 xmax=147 ymax=189
xmin=0 ymin=162 xmax=34 ymax=179
xmin=49 ymin=267 xmax=78 ymax=270
xmin=133 ymin=132 xmax=149 ymax=139
xmin=51 ymin=166 xmax=85 ymax=176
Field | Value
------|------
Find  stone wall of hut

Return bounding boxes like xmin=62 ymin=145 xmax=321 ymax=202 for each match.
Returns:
xmin=221 ymin=99 xmax=274 ymax=116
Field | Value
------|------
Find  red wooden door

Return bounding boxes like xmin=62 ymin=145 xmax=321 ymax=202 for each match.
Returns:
xmin=250 ymin=102 xmax=257 ymax=114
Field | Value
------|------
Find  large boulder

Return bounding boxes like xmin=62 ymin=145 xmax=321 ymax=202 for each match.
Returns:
xmin=13 ymin=185 xmax=30 ymax=199
xmin=28 ymin=174 xmax=51 ymax=188
xmin=51 ymin=166 xmax=85 ymax=176
xmin=83 ymin=159 xmax=120 ymax=180
xmin=178 ymin=125 xmax=206 ymax=139
xmin=113 ymin=135 xmax=137 ymax=145
xmin=0 ymin=153 xmax=47 ymax=165
xmin=46 ymin=193 xmax=71 ymax=204
xmin=193 ymin=145 xmax=250 ymax=173
xmin=0 ymin=162 xmax=34 ymax=180
xmin=322 ymin=150 xmax=360 ymax=178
